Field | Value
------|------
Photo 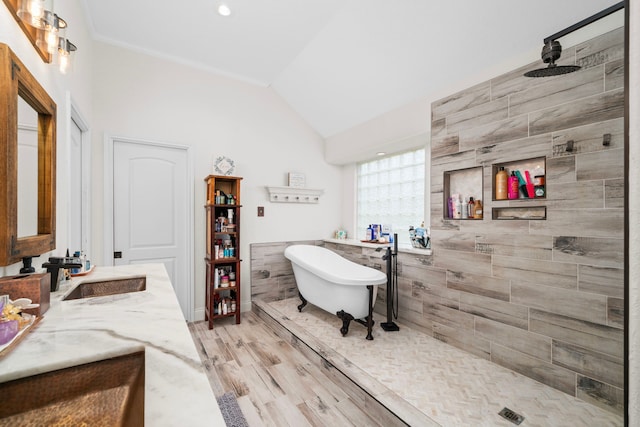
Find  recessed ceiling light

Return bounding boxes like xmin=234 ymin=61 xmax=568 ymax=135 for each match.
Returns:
xmin=376 ymin=152 xmax=386 ymax=156
xmin=217 ymin=3 xmax=231 ymax=17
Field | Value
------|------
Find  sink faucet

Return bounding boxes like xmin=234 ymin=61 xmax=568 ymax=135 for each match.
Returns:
xmin=42 ymin=257 xmax=83 ymax=292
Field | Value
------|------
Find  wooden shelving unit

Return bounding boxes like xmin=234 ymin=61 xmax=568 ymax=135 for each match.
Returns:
xmin=204 ymin=175 xmax=242 ymax=329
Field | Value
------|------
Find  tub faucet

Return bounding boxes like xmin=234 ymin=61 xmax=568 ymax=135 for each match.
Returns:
xmin=42 ymin=257 xmax=83 ymax=292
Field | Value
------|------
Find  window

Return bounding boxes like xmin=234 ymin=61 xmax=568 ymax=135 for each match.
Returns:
xmin=357 ymin=148 xmax=425 ymax=246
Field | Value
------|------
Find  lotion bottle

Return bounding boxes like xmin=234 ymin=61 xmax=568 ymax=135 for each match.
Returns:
xmin=495 ymin=167 xmax=508 ymax=200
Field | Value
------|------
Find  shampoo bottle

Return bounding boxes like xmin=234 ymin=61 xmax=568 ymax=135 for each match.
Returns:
xmin=495 ymin=167 xmax=508 ymax=200
xmin=467 ymin=197 xmax=475 ymax=219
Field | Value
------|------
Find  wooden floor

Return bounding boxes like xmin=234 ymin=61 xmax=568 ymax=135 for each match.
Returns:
xmin=189 ymin=312 xmax=385 ymax=427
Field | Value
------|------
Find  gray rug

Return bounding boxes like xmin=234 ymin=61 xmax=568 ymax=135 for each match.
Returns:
xmin=217 ymin=392 xmax=250 ymax=427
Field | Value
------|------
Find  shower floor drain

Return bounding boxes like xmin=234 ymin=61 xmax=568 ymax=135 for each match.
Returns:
xmin=499 ymin=407 xmax=525 ymax=425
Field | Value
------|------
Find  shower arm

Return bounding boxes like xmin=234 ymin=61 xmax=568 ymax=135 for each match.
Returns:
xmin=543 ymin=1 xmax=624 ymax=44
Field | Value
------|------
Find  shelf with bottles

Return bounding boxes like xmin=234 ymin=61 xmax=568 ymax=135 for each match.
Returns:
xmin=443 ymin=166 xmax=484 ymax=220
xmin=206 ymin=264 xmax=240 ymax=319
xmin=206 ymin=175 xmax=242 ymax=206
xmin=492 ymin=157 xmax=546 ymax=201
xmin=208 ymin=265 xmax=238 ymax=291
xmin=208 ymin=243 xmax=238 ymax=264
xmin=206 ymin=205 xmax=239 ymax=233
xmin=205 ymin=174 xmax=242 ymax=328
xmin=491 ymin=156 xmax=547 ymax=220
xmin=211 ymin=292 xmax=238 ymax=318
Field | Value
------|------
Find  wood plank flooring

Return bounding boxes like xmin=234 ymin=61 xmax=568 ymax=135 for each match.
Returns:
xmin=189 ymin=312 xmax=384 ymax=427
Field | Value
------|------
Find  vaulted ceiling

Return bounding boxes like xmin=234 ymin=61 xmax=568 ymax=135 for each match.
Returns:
xmin=82 ymin=0 xmax=621 ymax=138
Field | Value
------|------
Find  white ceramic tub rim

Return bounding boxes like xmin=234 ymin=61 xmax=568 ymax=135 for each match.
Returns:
xmin=284 ymin=245 xmax=387 ymax=286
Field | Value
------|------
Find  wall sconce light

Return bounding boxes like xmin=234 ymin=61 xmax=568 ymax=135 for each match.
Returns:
xmin=56 ymin=37 xmax=76 ymax=74
xmin=12 ymin=0 xmax=77 ymax=72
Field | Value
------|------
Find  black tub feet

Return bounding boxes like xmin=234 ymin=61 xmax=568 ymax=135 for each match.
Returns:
xmin=297 ymin=292 xmax=308 ymax=312
xmin=336 ymin=310 xmax=354 ymax=336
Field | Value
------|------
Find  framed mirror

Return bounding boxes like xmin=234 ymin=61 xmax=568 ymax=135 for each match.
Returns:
xmin=0 ymin=43 xmax=56 ymax=266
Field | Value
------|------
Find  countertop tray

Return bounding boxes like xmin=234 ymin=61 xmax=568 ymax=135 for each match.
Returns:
xmin=0 ymin=314 xmax=41 ymax=357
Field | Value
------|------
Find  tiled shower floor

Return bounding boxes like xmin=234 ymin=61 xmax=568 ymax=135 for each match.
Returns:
xmin=259 ymin=298 xmax=623 ymax=427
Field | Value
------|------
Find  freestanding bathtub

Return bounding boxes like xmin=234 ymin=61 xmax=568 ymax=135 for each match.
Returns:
xmin=284 ymin=244 xmax=388 ymax=340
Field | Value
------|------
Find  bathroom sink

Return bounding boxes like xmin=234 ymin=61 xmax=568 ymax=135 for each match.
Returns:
xmin=63 ymin=276 xmax=146 ymax=301
xmin=0 ymin=350 xmax=145 ymax=426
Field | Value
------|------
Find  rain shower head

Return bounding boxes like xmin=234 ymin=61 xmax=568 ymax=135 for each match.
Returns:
xmin=523 ymin=1 xmax=624 ymax=78
xmin=523 ymin=40 xmax=581 ymax=78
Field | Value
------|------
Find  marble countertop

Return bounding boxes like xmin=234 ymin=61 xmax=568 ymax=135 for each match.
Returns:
xmin=0 ymin=264 xmax=225 ymax=426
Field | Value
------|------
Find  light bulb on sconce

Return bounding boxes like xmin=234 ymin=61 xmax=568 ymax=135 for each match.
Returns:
xmin=17 ymin=0 xmax=47 ymax=28
xmin=56 ymin=38 xmax=76 ymax=74
xmin=15 ymin=0 xmax=77 ymax=71
xmin=35 ymin=11 xmax=64 ymax=55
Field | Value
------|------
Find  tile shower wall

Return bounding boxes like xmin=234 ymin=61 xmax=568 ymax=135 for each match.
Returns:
xmin=427 ymin=27 xmax=624 ymax=415
xmin=250 ymin=27 xmax=624 ymax=416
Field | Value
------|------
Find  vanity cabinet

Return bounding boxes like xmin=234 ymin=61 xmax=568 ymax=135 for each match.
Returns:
xmin=204 ymin=175 xmax=242 ymax=329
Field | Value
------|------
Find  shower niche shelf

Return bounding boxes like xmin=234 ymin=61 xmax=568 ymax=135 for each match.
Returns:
xmin=492 ymin=205 xmax=547 ymax=220
xmin=266 ymin=186 xmax=324 ymax=204
xmin=491 ymin=156 xmax=546 ymax=201
xmin=491 ymin=156 xmax=547 ymax=220
xmin=443 ymin=166 xmax=483 ymax=220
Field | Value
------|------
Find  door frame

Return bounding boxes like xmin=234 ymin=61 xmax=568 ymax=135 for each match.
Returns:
xmin=66 ymin=93 xmax=91 ymax=254
xmin=103 ymin=134 xmax=195 ymax=321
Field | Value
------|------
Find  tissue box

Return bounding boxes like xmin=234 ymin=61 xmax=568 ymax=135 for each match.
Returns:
xmin=0 ymin=273 xmax=50 ymax=316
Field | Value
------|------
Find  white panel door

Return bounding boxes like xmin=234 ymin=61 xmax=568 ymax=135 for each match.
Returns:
xmin=113 ymin=140 xmax=190 ymax=319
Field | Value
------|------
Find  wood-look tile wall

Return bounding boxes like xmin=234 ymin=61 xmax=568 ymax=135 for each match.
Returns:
xmin=250 ymin=27 xmax=624 ymax=417
xmin=427 ymin=27 xmax=624 ymax=415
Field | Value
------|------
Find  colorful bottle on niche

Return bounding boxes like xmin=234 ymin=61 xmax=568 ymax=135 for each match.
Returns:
xmin=467 ymin=197 xmax=475 ymax=219
xmin=495 ymin=167 xmax=508 ymax=200
xmin=508 ymin=172 xmax=519 ymax=199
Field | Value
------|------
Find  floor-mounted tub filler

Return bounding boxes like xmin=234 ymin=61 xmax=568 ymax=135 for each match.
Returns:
xmin=284 ymin=245 xmax=387 ymax=340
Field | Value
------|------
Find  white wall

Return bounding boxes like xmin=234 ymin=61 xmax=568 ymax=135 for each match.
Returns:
xmin=90 ymin=42 xmax=343 ymax=317
xmin=0 ymin=0 xmax=93 ymax=277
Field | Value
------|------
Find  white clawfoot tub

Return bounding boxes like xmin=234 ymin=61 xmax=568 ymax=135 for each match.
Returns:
xmin=284 ymin=244 xmax=387 ymax=340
